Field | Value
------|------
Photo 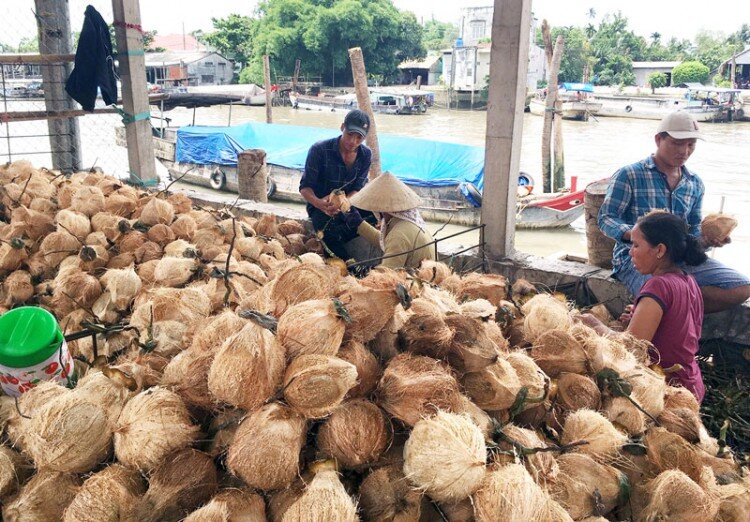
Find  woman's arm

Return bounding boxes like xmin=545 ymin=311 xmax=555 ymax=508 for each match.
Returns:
xmin=625 ymin=296 xmax=663 ymax=342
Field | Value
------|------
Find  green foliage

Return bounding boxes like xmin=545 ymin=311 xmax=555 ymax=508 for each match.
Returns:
xmin=694 ymin=30 xmax=742 ymax=74
xmin=204 ymin=14 xmax=256 ymax=66
xmin=423 ymin=19 xmax=457 ymax=51
xmin=647 ymin=72 xmax=667 ymax=92
xmin=239 ymin=58 xmax=266 ymax=85
xmin=17 ymin=37 xmax=38 ymax=53
xmin=548 ymin=26 xmax=590 ymax=83
xmin=672 ymin=60 xmax=710 ymax=85
xmin=713 ymin=73 xmax=731 ymax=88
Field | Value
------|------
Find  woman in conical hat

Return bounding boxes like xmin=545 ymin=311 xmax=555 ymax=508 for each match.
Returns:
xmin=344 ymin=172 xmax=436 ymax=269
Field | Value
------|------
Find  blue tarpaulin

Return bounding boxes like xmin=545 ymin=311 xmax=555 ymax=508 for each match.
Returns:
xmin=561 ymin=83 xmax=594 ymax=93
xmin=175 ymin=121 xmax=485 ymax=191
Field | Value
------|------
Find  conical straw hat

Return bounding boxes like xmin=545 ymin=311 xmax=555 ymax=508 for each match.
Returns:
xmin=349 ymin=172 xmax=423 ymax=213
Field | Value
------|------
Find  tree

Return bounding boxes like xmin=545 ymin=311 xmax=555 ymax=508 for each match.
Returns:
xmin=204 ymin=14 xmax=256 ymax=67
xmin=647 ymin=72 xmax=667 ymax=93
xmin=672 ymin=61 xmax=710 ymax=85
xmin=588 ymin=12 xmax=644 ymax=85
xmin=17 ymin=37 xmax=38 ymax=53
xmin=423 ymin=19 xmax=458 ymax=51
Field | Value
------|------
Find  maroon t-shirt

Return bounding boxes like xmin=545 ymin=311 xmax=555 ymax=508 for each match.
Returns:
xmin=636 ymin=272 xmax=705 ymax=402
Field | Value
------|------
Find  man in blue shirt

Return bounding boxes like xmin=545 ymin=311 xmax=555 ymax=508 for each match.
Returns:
xmin=300 ymin=109 xmax=376 ymax=259
xmin=599 ymin=111 xmax=750 ymax=313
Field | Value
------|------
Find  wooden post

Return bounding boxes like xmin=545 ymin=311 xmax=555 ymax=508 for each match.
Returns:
xmin=263 ymin=55 xmax=272 ymax=123
xmin=237 ymin=149 xmax=268 ymax=203
xmin=584 ymin=180 xmax=615 ymax=268
xmin=416 ymin=74 xmax=422 ymax=90
xmin=34 ymin=0 xmax=81 ymax=172
xmin=552 ymin=36 xmax=566 ymax=192
xmin=541 ymin=32 xmax=563 ymax=193
xmin=481 ymin=0 xmax=531 ymax=259
xmin=348 ymin=47 xmax=381 ymax=178
xmin=112 ymin=0 xmax=157 ymax=186
xmin=292 ymin=58 xmax=301 ymax=94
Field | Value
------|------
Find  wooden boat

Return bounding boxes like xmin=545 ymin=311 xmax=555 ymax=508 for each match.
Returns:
xmin=290 ymin=88 xmax=432 ymax=115
xmin=528 ymin=83 xmax=602 ymax=121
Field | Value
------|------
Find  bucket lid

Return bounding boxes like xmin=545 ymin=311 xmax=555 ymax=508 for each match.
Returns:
xmin=0 ymin=307 xmax=63 ymax=368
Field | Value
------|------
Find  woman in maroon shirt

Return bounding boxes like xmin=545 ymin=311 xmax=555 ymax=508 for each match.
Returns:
xmin=582 ymin=211 xmax=708 ymax=401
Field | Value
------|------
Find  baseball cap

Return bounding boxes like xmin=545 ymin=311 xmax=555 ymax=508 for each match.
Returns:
xmin=657 ymin=111 xmax=704 ymax=140
xmin=343 ymin=109 xmax=370 ymax=137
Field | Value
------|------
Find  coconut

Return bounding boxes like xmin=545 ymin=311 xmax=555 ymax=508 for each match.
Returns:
xmin=140 ymin=197 xmax=175 ymax=226
xmin=550 ymin=453 xmax=625 ymax=519
xmin=114 ymin=387 xmax=199 ymax=471
xmin=657 ymin=407 xmax=702 ymax=443
xmin=269 ymin=264 xmax=336 ymax=316
xmin=556 ymin=372 xmax=601 ymax=412
xmin=226 ymin=402 xmax=307 ymax=491
xmin=105 ymin=193 xmax=137 ymax=217
xmin=235 ymin=236 xmax=265 ymax=260
xmin=622 ymin=365 xmax=666 ymax=418
xmin=404 ymin=411 xmax=486 ymax=503
xmin=419 ymin=284 xmax=462 ymax=314
xmin=588 ymin=336 xmax=639 ymax=375
xmin=377 ymin=353 xmax=463 ymax=427
xmin=166 ymin=192 xmax=192 ymax=214
xmin=716 ymin=480 xmax=750 ymax=522
xmin=317 ymin=399 xmax=390 ymax=469
xmin=461 ymin=357 xmax=522 ymax=411
xmin=189 ymin=310 xmax=247 ymax=353
xmin=153 ymin=256 xmax=197 ymax=287
xmin=171 ymin=214 xmax=197 ymax=240
xmin=133 ymin=449 xmax=219 ymax=522
xmin=0 ymin=446 xmax=33 ymax=499
xmin=90 ymin=212 xmax=125 ymax=241
xmin=131 ymin=287 xmax=211 ymax=328
xmin=644 ymin=427 xmax=703 ymax=482
xmin=436 ymin=498 xmax=474 ymax=522
xmin=99 ymin=267 xmax=141 ymax=311
xmin=494 ymin=424 xmax=559 ymax=486
xmin=399 ymin=312 xmax=455 ymax=359
xmin=530 ymin=328 xmax=591 ymax=377
xmin=1 ymin=471 xmax=81 ymax=522
xmin=339 ymin=286 xmax=400 ymax=343
xmin=561 ymin=409 xmax=627 ymax=462
xmin=511 ymin=278 xmax=538 ymax=301
xmin=299 ymin=251 xmax=325 ymax=265
xmin=204 ymin=408 xmax=243 ymax=459
xmin=73 ymin=369 xmax=133 ymax=423
xmin=11 ymin=206 xmax=54 ymax=240
xmin=641 ymin=469 xmax=719 ymax=522
xmin=254 ymin=214 xmax=278 ymax=236
xmin=117 ymin=230 xmax=147 ymax=254
xmin=473 ymin=463 xmax=551 ymax=521
xmin=161 ymin=348 xmax=216 ymax=412
xmin=282 ymin=355 xmax=357 ymax=419
xmin=208 ymin=322 xmax=285 ymax=411
xmin=281 ymin=460 xmax=358 ymax=522
xmin=134 ymin=240 xmax=163 ymax=263
xmin=62 ymin=464 xmax=145 ymax=522
xmin=457 ymin=272 xmax=508 ymax=306
xmin=701 ymin=213 xmax=737 ymax=244
xmin=506 ymin=350 xmax=548 ymax=404
xmin=267 ymin=479 xmax=305 ymax=522
xmin=277 ymin=299 xmax=346 ymax=359
xmin=459 ymin=298 xmax=496 ymax=320
xmin=337 ymin=340 xmax=381 ymax=398
xmin=444 ymin=314 xmax=500 ymax=373
xmin=522 ymin=294 xmax=573 ymax=342
xmin=70 ymin=185 xmax=105 ymax=216
xmin=147 ymin=223 xmax=176 ymax=247
xmin=108 ymin=251 xmax=137 ymax=270
xmin=3 ymin=270 xmax=33 ymax=306
xmin=417 ymin=259 xmax=452 ymax=284
xmin=85 ymin=230 xmax=109 ymax=248
xmin=184 ymin=489 xmax=267 ymax=522
xmin=5 ymin=381 xmax=69 ymax=450
xmin=112 ymin=351 xmax=168 ymax=391
xmin=359 ymin=465 xmax=423 ymax=521
xmin=163 ymin=239 xmax=198 ymax=258
xmin=25 ymin=390 xmax=112 ymax=473
xmin=370 ymin=304 xmax=410 ymax=364
xmin=0 ymin=240 xmax=28 ymax=274
xmin=664 ymin=385 xmax=701 ymax=414
xmin=30 ymin=196 xmax=58 ymax=215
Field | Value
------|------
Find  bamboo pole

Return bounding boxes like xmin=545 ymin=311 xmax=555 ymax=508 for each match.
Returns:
xmin=0 ymin=54 xmax=75 ymax=64
xmin=552 ymin=36 xmax=566 ymax=192
xmin=348 ymin=47 xmax=381 ymax=179
xmin=263 ymin=55 xmax=272 ymax=123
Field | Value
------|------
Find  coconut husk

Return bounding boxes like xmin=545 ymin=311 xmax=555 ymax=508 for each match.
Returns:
xmin=277 ymin=299 xmax=346 ymax=359
xmin=339 ymin=286 xmax=400 ymax=343
xmin=587 ymin=336 xmax=638 ymax=375
xmin=90 ymin=212 xmax=125 ymax=242
xmin=377 ymin=353 xmax=463 ymax=427
xmin=137 ymin=258 xmax=159 ymax=284
xmin=417 ymin=259 xmax=452 ymax=285
xmin=253 ymin=213 xmax=277 ymax=236
xmin=269 ymin=264 xmax=336 ymax=316
xmin=317 ymin=399 xmax=390 ymax=469
xmin=73 ymin=370 xmax=133 ymax=424
xmin=3 ymin=270 xmax=33 ymax=306
xmin=161 ymin=348 xmax=216 ymax=413
xmin=0 ymin=446 xmax=33 ymax=499
xmin=227 ymin=402 xmax=308 ymax=491
xmin=461 ymin=357 xmax=522 ymax=411
xmin=359 ymin=464 xmax=423 ymax=521
xmin=135 ymin=320 xmax=190 ymax=357
xmin=184 ymin=488 xmax=267 ymax=522
xmin=105 ymin=193 xmax=137 ymax=217
xmin=235 ymin=236 xmax=265 ymax=260
xmin=5 ymin=381 xmax=69 ymax=451
xmin=418 ymin=285 xmax=461 ymax=314
xmin=398 ymin=312 xmax=454 ymax=359
xmin=505 ymin=350 xmax=548 ymax=406
xmin=85 ymin=230 xmax=109 ymax=248
xmin=70 ymin=185 xmax=106 ymax=217
xmin=108 ymin=251 xmax=137 ymax=270
xmin=716 ymin=479 xmax=750 ymax=522
xmin=522 ymin=294 xmax=573 ymax=342
xmin=403 ymin=411 xmax=486 ymax=503
xmin=139 ymin=197 xmax=175 ymax=226
xmin=130 ymin=287 xmax=212 ymax=329
xmin=561 ymin=409 xmax=627 ymax=462
xmin=62 ymin=464 xmax=145 ymax=522
xmin=550 ymin=453 xmax=625 ymax=520
xmin=657 ymin=407 xmax=702 ymax=444
xmin=188 ymin=310 xmax=246 ymax=353
xmin=99 ymin=267 xmax=141 ymax=311
xmin=37 ymin=230 xmax=78 ymax=266
xmin=530 ymin=328 xmax=591 ymax=377
xmin=337 ymin=340 xmax=381 ymax=398
xmin=152 ymin=256 xmax=197 ymax=287
xmin=370 ymin=304 xmax=411 ymax=364
xmin=556 ymin=372 xmax=601 ymax=412
xmin=280 ymin=234 xmax=307 ymax=256
xmin=282 ymin=355 xmax=357 ymax=419
xmin=117 ymin=230 xmax=147 ymax=254
xmin=112 ymin=351 xmax=168 ymax=392
xmin=622 ymin=365 xmax=666 ymax=418
xmin=494 ymin=424 xmax=559 ymax=486
xmin=147 ymin=223 xmax=176 ymax=247
xmin=358 ymin=266 xmax=406 ymax=290
xmin=166 ymin=192 xmax=192 ymax=214
xmin=114 ymin=387 xmax=199 ymax=471
xmin=1 ymin=471 xmax=82 ymax=522
xmin=0 ymin=241 xmax=28 ymax=273
xmin=163 ymin=239 xmax=198 ymax=258
xmin=30 ymin=196 xmax=58 ymax=215
xmin=459 ymin=298 xmax=496 ymax=320
xmin=267 ymin=478 xmax=306 ymax=522
xmin=170 ymin=214 xmax=197 ymax=240
xmin=204 ymin=408 xmax=244 ymax=459
xmin=276 ymin=219 xmax=305 ymax=236
xmin=77 ymin=243 xmax=110 ymax=272
xmin=297 ymin=252 xmax=323 ymax=266
xmin=664 ymin=385 xmax=701 ymax=414
xmin=437 ymin=497 xmax=475 ymax=522
xmin=443 ymin=314 xmax=500 ymax=373
xmin=701 ymin=213 xmax=737 ymax=244
xmin=134 ymin=240 xmax=163 ymax=264
xmin=281 ymin=461 xmax=358 ymax=522
xmin=641 ymin=469 xmax=719 ymax=522
xmin=457 ymin=272 xmax=508 ymax=306
xmin=208 ymin=322 xmax=285 ymax=411
xmin=511 ymin=278 xmax=538 ymax=302
xmin=644 ymin=427 xmax=703 ymax=482
xmin=11 ymin=206 xmax=54 ymax=240
xmin=133 ymin=448 xmax=218 ymax=522
xmin=473 ymin=463 xmax=551 ymax=522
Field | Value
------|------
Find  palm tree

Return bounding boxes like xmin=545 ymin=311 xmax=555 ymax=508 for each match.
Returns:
xmin=650 ymin=32 xmax=661 ymax=45
xmin=587 ymin=8 xmax=596 ymax=20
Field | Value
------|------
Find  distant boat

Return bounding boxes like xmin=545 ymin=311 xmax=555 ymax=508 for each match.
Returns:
xmin=150 ymin=84 xmax=267 ymax=110
xmin=528 ymin=83 xmax=602 ymax=121
xmin=290 ymin=88 xmax=433 ymax=115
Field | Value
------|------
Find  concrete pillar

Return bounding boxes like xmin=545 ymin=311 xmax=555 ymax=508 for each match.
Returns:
xmin=237 ymin=149 xmax=268 ymax=203
xmin=480 ymin=0 xmax=531 ymax=259
xmin=34 ymin=0 xmax=82 ymax=172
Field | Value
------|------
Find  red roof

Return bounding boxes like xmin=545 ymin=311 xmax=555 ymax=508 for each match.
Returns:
xmin=151 ymin=34 xmax=206 ymax=52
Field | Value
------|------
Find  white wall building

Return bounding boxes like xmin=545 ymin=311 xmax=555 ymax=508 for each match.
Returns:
xmin=632 ymin=61 xmax=681 ymax=87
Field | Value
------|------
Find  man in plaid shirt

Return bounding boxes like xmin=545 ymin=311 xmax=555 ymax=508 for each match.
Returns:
xmin=599 ymin=111 xmax=750 ymax=313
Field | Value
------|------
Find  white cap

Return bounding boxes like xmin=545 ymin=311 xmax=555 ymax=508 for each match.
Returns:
xmin=657 ymin=111 xmax=704 ymax=140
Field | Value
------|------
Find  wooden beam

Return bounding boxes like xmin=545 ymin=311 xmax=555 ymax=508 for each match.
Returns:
xmin=0 ymin=54 xmax=75 ymax=65
xmin=480 ymin=0 xmax=532 ymax=259
xmin=348 ymin=47 xmax=381 ymax=178
xmin=0 ymin=108 xmax=120 ymax=123
xmin=112 ymin=0 xmax=157 ymax=186
xmin=263 ymin=55 xmax=272 ymax=123
xmin=34 ymin=0 xmax=81 ymax=172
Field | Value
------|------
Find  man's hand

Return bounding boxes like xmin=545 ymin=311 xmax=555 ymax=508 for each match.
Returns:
xmin=317 ymin=198 xmax=339 ymax=217
xmin=622 ymin=229 xmax=632 ymax=242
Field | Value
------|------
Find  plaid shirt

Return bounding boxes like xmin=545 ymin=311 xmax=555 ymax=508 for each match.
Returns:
xmin=598 ymin=155 xmax=704 ymax=274
xmin=299 ymin=136 xmax=371 ymax=217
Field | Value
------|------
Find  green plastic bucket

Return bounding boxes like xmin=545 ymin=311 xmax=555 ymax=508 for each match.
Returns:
xmin=0 ymin=307 xmax=74 ymax=396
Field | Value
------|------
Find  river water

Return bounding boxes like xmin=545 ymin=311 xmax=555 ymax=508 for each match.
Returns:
xmin=3 ymin=100 xmax=749 ymax=271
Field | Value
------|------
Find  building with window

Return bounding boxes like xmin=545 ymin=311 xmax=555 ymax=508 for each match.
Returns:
xmin=632 ymin=61 xmax=681 ymax=87
xmin=144 ymin=51 xmax=233 ymax=87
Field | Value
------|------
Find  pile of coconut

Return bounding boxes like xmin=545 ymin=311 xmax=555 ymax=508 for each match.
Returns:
xmin=0 ymin=160 xmax=747 ymax=521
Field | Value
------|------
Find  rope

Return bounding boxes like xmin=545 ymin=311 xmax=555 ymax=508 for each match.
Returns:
xmin=112 ymin=21 xmax=144 ymax=34
xmin=110 ymin=105 xmax=150 ymax=125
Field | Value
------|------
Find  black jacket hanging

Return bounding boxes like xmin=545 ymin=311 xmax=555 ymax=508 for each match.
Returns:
xmin=66 ymin=5 xmax=118 ymax=111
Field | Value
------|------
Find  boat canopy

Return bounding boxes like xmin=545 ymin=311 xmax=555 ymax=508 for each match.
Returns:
xmin=175 ymin=122 xmax=485 ymax=190
xmin=561 ymin=83 xmax=594 ymax=92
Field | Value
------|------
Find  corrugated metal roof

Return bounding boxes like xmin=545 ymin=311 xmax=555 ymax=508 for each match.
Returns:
xmin=145 ymin=51 xmax=227 ymax=66
xmin=398 ymin=54 xmax=441 ymax=70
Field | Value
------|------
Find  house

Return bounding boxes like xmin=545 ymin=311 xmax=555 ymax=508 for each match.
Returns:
xmin=442 ymin=6 xmax=546 ymax=93
xmin=151 ymin=34 xmax=207 ymax=52
xmin=397 ymin=54 xmax=442 ymax=85
xmin=632 ymin=61 xmax=681 ymax=87
xmin=721 ymin=47 xmax=750 ymax=89
xmin=145 ymin=51 xmax=233 ymax=87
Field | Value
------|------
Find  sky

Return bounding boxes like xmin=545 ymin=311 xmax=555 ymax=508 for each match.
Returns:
xmin=1 ymin=0 xmax=748 ymax=46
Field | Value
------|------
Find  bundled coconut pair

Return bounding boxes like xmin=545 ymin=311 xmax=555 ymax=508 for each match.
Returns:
xmin=0 ymin=161 xmax=747 ymax=521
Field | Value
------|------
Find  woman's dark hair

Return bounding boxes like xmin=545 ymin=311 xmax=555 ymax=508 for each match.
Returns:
xmin=636 ymin=211 xmax=707 ymax=266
